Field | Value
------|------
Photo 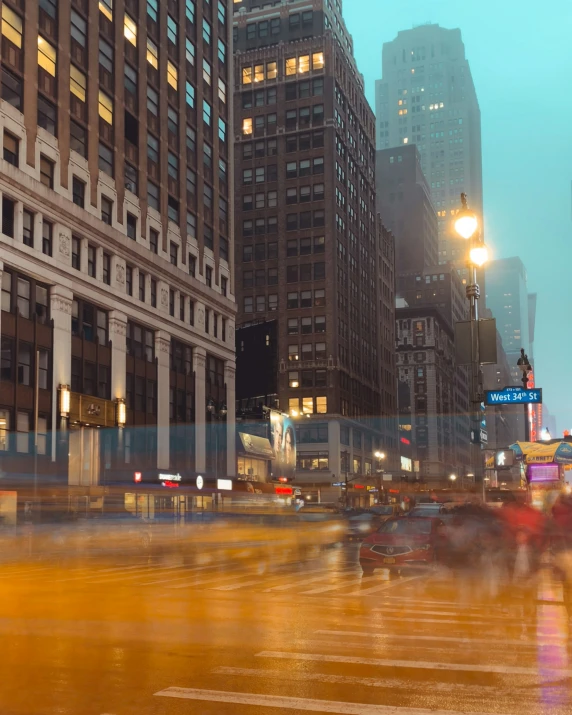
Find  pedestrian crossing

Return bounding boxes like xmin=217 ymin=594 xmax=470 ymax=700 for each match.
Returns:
xmin=152 ymin=586 xmax=572 ymax=715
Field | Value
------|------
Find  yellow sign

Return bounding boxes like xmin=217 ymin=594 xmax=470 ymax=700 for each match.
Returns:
xmin=69 ymin=393 xmax=116 ymax=428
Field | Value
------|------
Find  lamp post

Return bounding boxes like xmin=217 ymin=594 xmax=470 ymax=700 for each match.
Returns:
xmin=517 ymin=348 xmax=532 ymax=442
xmin=374 ymin=450 xmax=386 ymax=504
xmin=454 ymin=193 xmax=489 ymax=491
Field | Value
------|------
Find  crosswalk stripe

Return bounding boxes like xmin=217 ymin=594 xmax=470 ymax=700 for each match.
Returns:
xmin=167 ymin=570 xmax=259 ymax=589
xmin=314 ymin=630 xmax=536 ymax=647
xmin=211 ymin=666 xmax=522 ymax=694
xmin=140 ymin=563 xmax=237 ymax=586
xmin=0 ymin=565 xmax=51 ymax=579
xmin=302 ymin=575 xmax=386 ymax=595
xmin=210 ymin=578 xmax=264 ymax=591
xmin=53 ymin=564 xmax=148 ymax=583
xmin=263 ymin=568 xmax=357 ymax=592
xmin=155 ymin=687 xmax=503 ymax=714
xmin=86 ymin=563 xmax=193 ymax=584
xmin=255 ymin=650 xmax=564 ymax=676
xmin=346 ymin=575 xmax=423 ymax=596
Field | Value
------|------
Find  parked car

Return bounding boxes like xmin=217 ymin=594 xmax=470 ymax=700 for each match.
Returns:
xmin=407 ymin=503 xmax=447 ymax=517
xmin=359 ymin=516 xmax=447 ymax=574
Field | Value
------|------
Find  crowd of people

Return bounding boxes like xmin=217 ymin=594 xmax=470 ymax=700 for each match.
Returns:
xmin=436 ymin=494 xmax=572 ymax=621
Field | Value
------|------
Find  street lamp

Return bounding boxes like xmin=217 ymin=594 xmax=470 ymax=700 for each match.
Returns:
xmin=454 ymin=192 xmax=488 ymax=493
xmin=517 ymin=348 xmax=532 ymax=442
xmin=449 ymin=474 xmax=457 ymax=484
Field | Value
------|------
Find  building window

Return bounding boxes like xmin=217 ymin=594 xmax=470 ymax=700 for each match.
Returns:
xmin=170 ymin=242 xmax=178 ymax=266
xmin=72 ymin=176 xmax=85 ymax=208
xmin=72 ymin=299 xmax=108 ymax=344
xmin=37 ymin=96 xmax=57 ymax=135
xmin=150 ymin=279 xmax=157 ymax=308
xmin=22 ymin=210 xmax=33 ymax=248
xmin=16 ymin=412 xmax=29 ymax=453
xmin=17 ymin=342 xmax=31 ymax=385
xmin=39 ymin=155 xmax=54 ymax=189
xmin=127 ymin=322 xmax=154 ymax=362
xmin=169 ymin=289 xmax=175 ymax=317
xmin=126 ymin=213 xmax=137 ymax=240
xmin=126 ymin=265 xmax=133 ymax=296
xmin=3 ymin=131 xmax=18 ymax=167
xmin=205 ymin=266 xmax=212 ymax=288
xmin=124 ymin=13 xmax=137 ymax=45
xmin=150 ymin=228 xmax=158 ymax=254
xmin=221 ymin=276 xmax=227 ymax=296
xmin=87 ymin=245 xmax=96 ymax=277
xmin=139 ymin=272 xmax=146 ymax=302
xmin=102 ymin=253 xmax=111 ymax=285
xmin=42 ymin=221 xmax=52 ymax=256
xmin=38 ymin=36 xmax=57 ymax=76
xmin=98 ymin=90 xmax=113 ymax=124
xmin=98 ymin=143 xmax=114 ymax=176
xmin=71 ymin=236 xmax=81 ymax=270
xmin=101 ymin=196 xmax=113 ymax=225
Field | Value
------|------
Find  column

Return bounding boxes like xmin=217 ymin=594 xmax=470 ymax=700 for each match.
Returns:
xmin=109 ymin=311 xmax=127 ymax=401
xmin=50 ymin=286 xmax=73 ymax=461
xmin=155 ymin=330 xmax=170 ymax=469
xmin=193 ymin=346 xmax=207 ymax=473
xmin=328 ymin=419 xmax=342 ymax=479
xmin=224 ymin=361 xmax=236 ymax=477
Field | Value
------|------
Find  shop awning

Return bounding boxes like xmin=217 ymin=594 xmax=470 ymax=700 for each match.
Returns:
xmin=510 ymin=441 xmax=572 ymax=465
xmin=238 ymin=432 xmax=274 ymax=459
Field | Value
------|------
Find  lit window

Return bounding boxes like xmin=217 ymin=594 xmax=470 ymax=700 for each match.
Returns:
xmin=242 ymin=118 xmax=252 ymax=135
xmin=124 ymin=14 xmax=137 ymax=45
xmin=312 ymin=52 xmax=324 ymax=70
xmin=316 ymin=396 xmax=327 ymax=414
xmin=2 ymin=5 xmax=22 ymax=49
xmin=167 ymin=61 xmax=178 ymax=90
xmin=38 ymin=36 xmax=56 ymax=76
xmin=242 ymin=66 xmax=252 ymax=84
xmin=302 ymin=397 xmax=314 ymax=415
xmin=254 ymin=64 xmax=264 ymax=82
xmin=98 ymin=90 xmax=113 ymax=124
xmin=218 ymin=77 xmax=226 ymax=103
xmin=298 ymin=55 xmax=310 ymax=73
xmin=285 ymin=57 xmax=296 ymax=76
xmin=203 ymin=59 xmax=212 ymax=85
xmin=70 ymin=65 xmax=86 ymax=102
xmin=146 ymin=38 xmax=158 ymax=68
xmin=99 ymin=0 xmax=113 ymax=21
xmin=289 ymin=371 xmax=299 ymax=389
xmin=289 ymin=398 xmax=299 ymax=416
xmin=267 ymin=61 xmax=277 ymax=79
xmin=403 ymin=137 xmax=409 ymax=144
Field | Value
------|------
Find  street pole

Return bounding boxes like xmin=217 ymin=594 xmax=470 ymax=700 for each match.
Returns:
xmin=517 ymin=348 xmax=532 ymax=442
xmin=33 ymin=349 xmax=40 ymax=505
xmin=344 ymin=468 xmax=348 ymax=509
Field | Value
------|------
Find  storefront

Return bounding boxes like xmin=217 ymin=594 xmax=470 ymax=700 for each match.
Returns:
xmin=236 ymin=431 xmax=273 ymax=482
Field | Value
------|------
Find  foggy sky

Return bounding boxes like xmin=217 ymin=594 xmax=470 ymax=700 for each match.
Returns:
xmin=344 ymin=0 xmax=572 ymax=433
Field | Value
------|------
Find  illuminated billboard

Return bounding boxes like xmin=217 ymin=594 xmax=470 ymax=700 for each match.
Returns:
xmin=269 ymin=410 xmax=296 ymax=481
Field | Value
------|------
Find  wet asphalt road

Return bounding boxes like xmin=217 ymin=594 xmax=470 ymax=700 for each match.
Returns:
xmin=0 ymin=543 xmax=570 ymax=715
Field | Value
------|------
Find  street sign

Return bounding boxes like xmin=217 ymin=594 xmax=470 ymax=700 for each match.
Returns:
xmin=495 ymin=449 xmax=515 ymax=469
xmin=332 ymin=482 xmax=344 ymax=487
xmin=471 ymin=429 xmax=488 ymax=445
xmin=485 ymin=387 xmax=542 ymax=406
xmin=382 ymin=473 xmax=393 ymax=481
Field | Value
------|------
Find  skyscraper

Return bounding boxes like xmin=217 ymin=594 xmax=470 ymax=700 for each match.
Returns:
xmin=485 ymin=258 xmax=532 ymax=384
xmin=376 ymin=145 xmax=438 ymax=274
xmin=0 ymin=0 xmax=236 ymax=485
xmin=375 ymin=24 xmax=483 ymax=279
xmin=233 ymin=0 xmax=398 ymax=498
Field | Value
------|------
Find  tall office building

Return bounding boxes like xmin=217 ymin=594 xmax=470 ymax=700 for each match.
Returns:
xmin=376 ymin=145 xmax=438 ymax=274
xmin=233 ymin=0 xmax=398 ymax=499
xmin=375 ymin=24 xmax=483 ymax=281
xmin=0 ymin=0 xmax=236 ymax=488
xmin=485 ymin=258 xmax=532 ymax=384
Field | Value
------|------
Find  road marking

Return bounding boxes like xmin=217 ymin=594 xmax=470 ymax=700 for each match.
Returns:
xmin=159 ymin=568 xmax=258 ymax=589
xmin=314 ymin=630 xmax=536 ymax=647
xmin=53 ymin=564 xmax=147 ymax=583
xmin=0 ymin=565 xmax=51 ymax=579
xmin=346 ymin=575 xmax=423 ymax=596
xmin=210 ymin=578 xmax=263 ymax=591
xmin=86 ymin=563 xmax=191 ymax=584
xmin=370 ymin=605 xmax=525 ymax=622
xmin=263 ymin=568 xmax=356 ymax=592
xmin=140 ymin=563 xmax=237 ymax=586
xmin=211 ymin=666 xmax=519 ymax=694
xmin=301 ymin=575 xmax=385 ymax=595
xmin=155 ymin=687 xmax=504 ymax=713
xmin=255 ymin=651 xmax=565 ymax=676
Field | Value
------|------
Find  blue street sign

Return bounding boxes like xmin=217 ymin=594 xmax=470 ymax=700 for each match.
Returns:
xmin=332 ymin=482 xmax=344 ymax=487
xmin=485 ymin=387 xmax=542 ymax=406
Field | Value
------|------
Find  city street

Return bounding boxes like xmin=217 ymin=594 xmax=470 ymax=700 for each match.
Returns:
xmin=0 ymin=544 xmax=570 ymax=715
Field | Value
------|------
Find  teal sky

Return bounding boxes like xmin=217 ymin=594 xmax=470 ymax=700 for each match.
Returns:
xmin=344 ymin=0 xmax=572 ymax=433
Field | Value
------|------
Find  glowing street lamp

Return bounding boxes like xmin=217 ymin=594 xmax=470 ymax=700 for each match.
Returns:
xmin=449 ymin=474 xmax=457 ymax=483
xmin=469 ymin=244 xmax=489 ymax=267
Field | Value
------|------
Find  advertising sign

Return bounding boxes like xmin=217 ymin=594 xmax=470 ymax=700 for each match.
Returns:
xmin=270 ymin=410 xmax=296 ymax=480
xmin=485 ymin=387 xmax=542 ymax=406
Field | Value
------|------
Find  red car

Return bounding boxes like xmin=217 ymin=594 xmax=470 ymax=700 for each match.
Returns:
xmin=359 ymin=516 xmax=446 ymax=574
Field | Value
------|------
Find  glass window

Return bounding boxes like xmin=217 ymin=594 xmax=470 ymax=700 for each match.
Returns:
xmin=98 ymin=91 xmax=113 ymax=124
xmin=124 ymin=14 xmax=137 ymax=45
xmin=16 ymin=412 xmax=29 ymax=453
xmin=2 ymin=5 xmax=22 ymax=48
xmin=17 ymin=342 xmax=31 ymax=385
xmin=146 ymin=38 xmax=158 ymax=68
xmin=38 ymin=36 xmax=56 ymax=76
xmin=70 ymin=65 xmax=86 ymax=102
xmin=1 ymin=337 xmax=12 ymax=381
xmin=167 ymin=61 xmax=178 ymax=90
